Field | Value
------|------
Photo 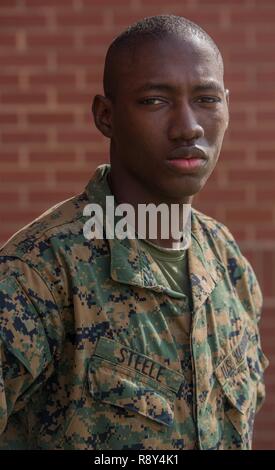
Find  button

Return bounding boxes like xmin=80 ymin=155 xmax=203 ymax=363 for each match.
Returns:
xmin=225 ymin=357 xmax=234 ymax=369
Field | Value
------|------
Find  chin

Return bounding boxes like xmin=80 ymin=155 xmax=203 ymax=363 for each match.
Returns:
xmin=163 ymin=179 xmax=206 ymax=201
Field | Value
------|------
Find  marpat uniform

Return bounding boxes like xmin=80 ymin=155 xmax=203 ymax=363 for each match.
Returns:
xmin=0 ymin=165 xmax=268 ymax=450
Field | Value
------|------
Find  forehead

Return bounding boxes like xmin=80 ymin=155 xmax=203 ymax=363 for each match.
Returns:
xmin=115 ymin=36 xmax=223 ymax=95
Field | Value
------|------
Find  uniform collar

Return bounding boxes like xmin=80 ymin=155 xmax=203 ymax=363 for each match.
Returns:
xmin=85 ymin=164 xmax=225 ymax=311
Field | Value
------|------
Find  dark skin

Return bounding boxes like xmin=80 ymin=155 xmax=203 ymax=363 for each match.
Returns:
xmin=92 ymin=35 xmax=229 ymax=247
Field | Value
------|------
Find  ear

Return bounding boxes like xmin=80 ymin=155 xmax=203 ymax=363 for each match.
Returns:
xmin=92 ymin=95 xmax=113 ymax=138
xmin=225 ymin=88 xmax=230 ymax=129
xmin=225 ymin=88 xmax=229 ymax=107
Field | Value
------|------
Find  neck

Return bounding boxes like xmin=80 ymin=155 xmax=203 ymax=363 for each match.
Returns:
xmin=108 ymin=167 xmax=193 ymax=249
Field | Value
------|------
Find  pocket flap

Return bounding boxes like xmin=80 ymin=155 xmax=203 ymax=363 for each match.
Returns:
xmin=88 ymin=355 xmax=175 ymax=427
xmin=94 ymin=337 xmax=184 ymax=393
xmin=0 ymin=276 xmax=52 ymax=378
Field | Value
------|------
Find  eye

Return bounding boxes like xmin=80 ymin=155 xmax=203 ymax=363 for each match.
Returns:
xmin=139 ymin=97 xmax=165 ymax=105
xmin=196 ymin=96 xmax=221 ymax=104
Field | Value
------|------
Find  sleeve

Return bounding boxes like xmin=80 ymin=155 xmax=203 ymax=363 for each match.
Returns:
xmin=208 ymin=218 xmax=269 ymax=414
xmin=226 ymin=239 xmax=269 ymax=414
xmin=237 ymin=256 xmax=269 ymax=413
xmin=0 ymin=261 xmax=62 ymax=436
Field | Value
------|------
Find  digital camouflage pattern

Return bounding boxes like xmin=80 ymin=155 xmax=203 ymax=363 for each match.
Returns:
xmin=0 ymin=164 xmax=268 ymax=450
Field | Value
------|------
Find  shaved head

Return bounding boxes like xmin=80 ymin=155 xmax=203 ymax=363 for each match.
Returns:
xmin=103 ymin=14 xmax=223 ymax=101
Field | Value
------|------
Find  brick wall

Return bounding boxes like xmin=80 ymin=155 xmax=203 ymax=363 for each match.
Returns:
xmin=0 ymin=0 xmax=274 ymax=449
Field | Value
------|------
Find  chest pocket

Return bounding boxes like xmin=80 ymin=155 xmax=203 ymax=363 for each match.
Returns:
xmin=88 ymin=337 xmax=184 ymax=429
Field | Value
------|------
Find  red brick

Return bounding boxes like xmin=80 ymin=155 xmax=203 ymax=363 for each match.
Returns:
xmin=201 ymin=188 xmax=246 ymax=204
xmin=140 ymin=0 xmax=189 ymax=3
xmin=55 ymin=170 xmax=93 ymax=184
xmin=0 ymin=74 xmax=18 ymax=87
xmin=2 ymin=131 xmax=47 ymax=144
xmin=225 ymin=209 xmax=272 ymax=224
xmin=112 ymin=12 xmax=164 ymax=27
xmin=262 ymin=251 xmax=275 ymax=298
xmin=56 ymin=12 xmax=104 ymax=28
xmin=57 ymin=92 xmax=93 ymax=105
xmin=0 ymin=234 xmax=16 ymax=247
xmin=0 ymin=14 xmax=46 ymax=29
xmin=229 ymin=228 xmax=247 ymax=243
xmin=0 ymin=171 xmax=47 ymax=185
xmin=85 ymin=152 xmax=109 ymax=164
xmin=228 ymin=110 xmax=247 ymax=122
xmin=256 ymin=31 xmax=275 ymax=44
xmin=1 ymin=210 xmax=43 ymax=225
xmin=262 ymin=316 xmax=275 ymax=334
xmin=0 ymin=191 xmax=19 ymax=205
xmin=57 ymin=52 xmax=104 ymax=67
xmin=262 ymin=309 xmax=275 ymax=325
xmin=255 ymin=188 xmax=275 ymax=202
xmin=229 ymin=49 xmax=275 ymax=64
xmin=26 ymin=33 xmax=75 ymax=49
xmin=0 ymin=0 xmax=274 ymax=451
xmin=220 ymin=149 xmax=247 ymax=162
xmin=28 ymin=190 xmax=75 ymax=206
xmin=29 ymin=72 xmax=76 ymax=87
xmin=255 ymin=228 xmax=275 ymax=240
xmin=213 ymin=30 xmax=248 ymax=46
xmin=196 ymin=0 xmax=245 ymax=4
xmin=253 ymin=440 xmax=275 ymax=450
xmin=252 ymin=411 xmax=275 ymax=426
xmin=224 ymin=85 xmax=247 ymax=97
xmin=0 ymin=33 xmax=16 ymax=48
xmin=228 ymin=128 xmax=275 ymax=141
xmin=0 ymin=0 xmax=17 ymax=6
xmin=174 ymin=11 xmax=221 ymax=25
xmin=29 ymin=151 xmax=76 ymax=164
xmin=83 ymin=32 xmax=117 ymax=48
xmin=0 ymin=113 xmax=18 ymax=125
xmin=86 ymin=69 xmax=104 ymax=85
xmin=265 ymin=378 xmax=275 ymax=396
xmin=240 ymin=249 xmax=259 ymax=269
xmin=228 ymin=89 xmax=274 ymax=103
xmin=256 ymin=150 xmax=275 ymax=161
xmin=0 ymin=53 xmax=47 ymax=67
xmin=0 ymin=152 xmax=19 ymax=164
xmin=256 ymin=111 xmax=275 ymax=121
xmin=224 ymin=70 xmax=247 ymax=83
xmin=57 ymin=131 xmax=94 ymax=144
xmin=82 ymin=0 xmax=130 ymax=5
xmin=231 ymin=8 xmax=275 ymax=24
xmin=27 ymin=113 xmax=75 ymax=125
xmin=256 ymin=70 xmax=275 ymax=83
xmin=1 ymin=92 xmax=46 ymax=105
xmin=25 ymin=0 xmax=73 ymax=6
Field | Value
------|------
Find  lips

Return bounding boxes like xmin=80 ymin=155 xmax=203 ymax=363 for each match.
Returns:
xmin=168 ymin=145 xmax=207 ymax=160
xmin=166 ymin=145 xmax=207 ymax=173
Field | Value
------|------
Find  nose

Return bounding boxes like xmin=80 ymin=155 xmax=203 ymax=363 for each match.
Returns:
xmin=168 ymin=101 xmax=204 ymax=142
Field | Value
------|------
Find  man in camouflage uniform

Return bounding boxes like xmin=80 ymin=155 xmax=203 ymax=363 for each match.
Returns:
xmin=0 ymin=15 xmax=268 ymax=450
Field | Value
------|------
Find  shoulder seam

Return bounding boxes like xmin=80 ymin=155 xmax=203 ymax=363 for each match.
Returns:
xmin=1 ymin=191 xmax=88 ymax=253
xmin=0 ymin=256 xmax=62 ymax=322
xmin=25 ymin=213 xmax=85 ymax=245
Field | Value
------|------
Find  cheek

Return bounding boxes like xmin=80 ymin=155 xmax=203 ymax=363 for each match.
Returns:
xmin=204 ymin=114 xmax=228 ymax=145
xmin=114 ymin=113 xmax=163 ymax=153
xmin=113 ymin=114 xmax=144 ymax=141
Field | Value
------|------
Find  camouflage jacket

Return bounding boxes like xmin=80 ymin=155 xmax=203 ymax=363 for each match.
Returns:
xmin=0 ymin=164 xmax=268 ymax=450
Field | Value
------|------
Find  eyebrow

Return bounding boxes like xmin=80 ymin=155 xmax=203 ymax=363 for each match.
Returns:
xmin=135 ymin=80 xmax=224 ymax=94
